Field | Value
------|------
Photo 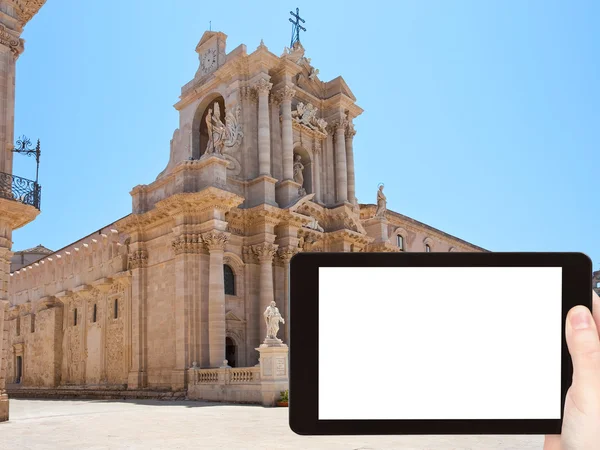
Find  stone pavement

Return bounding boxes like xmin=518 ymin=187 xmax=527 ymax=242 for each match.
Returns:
xmin=0 ymin=399 xmax=544 ymax=450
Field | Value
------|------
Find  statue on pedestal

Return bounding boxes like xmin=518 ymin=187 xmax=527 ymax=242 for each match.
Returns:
xmin=374 ymin=183 xmax=387 ymax=218
xmin=264 ymin=301 xmax=285 ymax=341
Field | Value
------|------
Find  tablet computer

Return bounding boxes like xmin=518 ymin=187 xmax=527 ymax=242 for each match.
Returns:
xmin=289 ymin=252 xmax=592 ymax=435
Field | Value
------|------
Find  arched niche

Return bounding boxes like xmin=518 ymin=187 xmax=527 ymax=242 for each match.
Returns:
xmin=191 ymin=94 xmax=226 ymax=159
xmin=293 ymin=145 xmax=313 ymax=195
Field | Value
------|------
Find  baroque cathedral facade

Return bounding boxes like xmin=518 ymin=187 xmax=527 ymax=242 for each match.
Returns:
xmin=3 ymin=31 xmax=486 ymax=395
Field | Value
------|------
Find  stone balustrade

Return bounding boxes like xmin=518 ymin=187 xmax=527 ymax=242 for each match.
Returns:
xmin=187 ymin=365 xmax=264 ymax=405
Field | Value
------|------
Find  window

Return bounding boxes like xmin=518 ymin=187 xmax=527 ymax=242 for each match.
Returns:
xmin=425 ymin=244 xmax=431 ymax=253
xmin=114 ymin=299 xmax=118 ymax=319
xmin=396 ymin=235 xmax=404 ymax=250
xmin=31 ymin=314 xmax=35 ymax=333
xmin=596 ymin=282 xmax=600 ymax=288
xmin=224 ymin=264 xmax=235 ymax=295
xmin=92 ymin=304 xmax=97 ymax=323
xmin=74 ymin=308 xmax=78 ymax=326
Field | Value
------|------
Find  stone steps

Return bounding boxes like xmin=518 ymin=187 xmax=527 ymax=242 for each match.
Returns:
xmin=6 ymin=388 xmax=187 ymax=401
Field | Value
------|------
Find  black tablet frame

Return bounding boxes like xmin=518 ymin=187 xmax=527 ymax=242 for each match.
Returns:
xmin=289 ymin=252 xmax=592 ymax=435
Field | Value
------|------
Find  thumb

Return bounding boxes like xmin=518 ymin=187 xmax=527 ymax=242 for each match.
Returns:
xmin=565 ymin=304 xmax=600 ymax=412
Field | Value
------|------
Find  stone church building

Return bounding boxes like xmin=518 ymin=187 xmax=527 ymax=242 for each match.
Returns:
xmin=2 ymin=30 xmax=486 ymax=402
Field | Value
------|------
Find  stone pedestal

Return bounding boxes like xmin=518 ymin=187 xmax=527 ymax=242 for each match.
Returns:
xmin=246 ymin=175 xmax=277 ymax=208
xmin=256 ymin=340 xmax=289 ymax=407
xmin=196 ymin=154 xmax=229 ymax=190
xmin=363 ymin=216 xmax=389 ymax=243
xmin=275 ymin=179 xmax=302 ymax=208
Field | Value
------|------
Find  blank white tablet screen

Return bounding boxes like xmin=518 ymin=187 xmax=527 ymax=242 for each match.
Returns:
xmin=318 ymin=267 xmax=562 ymax=420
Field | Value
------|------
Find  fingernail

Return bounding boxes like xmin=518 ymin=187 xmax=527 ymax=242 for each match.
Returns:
xmin=570 ymin=308 xmax=592 ymax=330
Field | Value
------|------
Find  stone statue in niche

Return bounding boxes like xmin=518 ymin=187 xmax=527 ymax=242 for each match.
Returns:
xmin=204 ymin=102 xmax=243 ymax=156
xmin=292 ymin=102 xmax=328 ymax=134
xmin=264 ymin=301 xmax=285 ymax=341
xmin=293 ymin=154 xmax=307 ymax=196
xmin=375 ymin=183 xmax=387 ymax=218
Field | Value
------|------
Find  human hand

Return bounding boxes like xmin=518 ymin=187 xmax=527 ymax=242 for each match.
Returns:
xmin=544 ymin=291 xmax=600 ymax=450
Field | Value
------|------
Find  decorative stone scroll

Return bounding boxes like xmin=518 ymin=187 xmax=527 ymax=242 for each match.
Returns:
xmin=292 ymin=102 xmax=327 ymax=135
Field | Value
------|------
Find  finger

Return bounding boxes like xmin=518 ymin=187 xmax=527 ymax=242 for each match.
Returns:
xmin=592 ymin=291 xmax=600 ymax=338
xmin=566 ymin=305 xmax=600 ymax=409
xmin=543 ymin=434 xmax=561 ymax=450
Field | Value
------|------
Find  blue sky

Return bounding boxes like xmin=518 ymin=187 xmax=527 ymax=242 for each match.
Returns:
xmin=12 ymin=0 xmax=599 ymax=266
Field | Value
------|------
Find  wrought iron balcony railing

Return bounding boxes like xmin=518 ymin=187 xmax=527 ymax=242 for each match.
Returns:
xmin=0 ymin=171 xmax=41 ymax=210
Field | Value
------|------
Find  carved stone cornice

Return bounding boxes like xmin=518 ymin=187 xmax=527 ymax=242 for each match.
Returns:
xmin=251 ymin=242 xmax=278 ymax=264
xmin=324 ymin=229 xmax=373 ymax=247
xmin=254 ymin=77 xmax=273 ymax=95
xmin=9 ymin=0 xmax=47 ymax=28
xmin=128 ymin=249 xmax=148 ymax=270
xmin=172 ymin=233 xmax=204 ymax=255
xmin=201 ymin=230 xmax=230 ymax=252
xmin=366 ymin=242 xmax=402 ymax=253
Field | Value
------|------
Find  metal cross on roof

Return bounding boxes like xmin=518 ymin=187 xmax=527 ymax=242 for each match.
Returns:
xmin=289 ymin=7 xmax=306 ymax=48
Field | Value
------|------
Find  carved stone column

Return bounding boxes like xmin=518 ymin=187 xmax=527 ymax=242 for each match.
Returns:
xmin=279 ymin=86 xmax=296 ymax=181
xmin=255 ymin=78 xmax=273 ymax=176
xmin=278 ymin=246 xmax=298 ymax=344
xmin=313 ymin=140 xmax=322 ymax=203
xmin=334 ymin=118 xmax=348 ymax=204
xmin=127 ymin=244 xmax=148 ymax=389
xmin=345 ymin=122 xmax=357 ymax=205
xmin=202 ymin=230 xmax=229 ymax=368
xmin=252 ymin=243 xmax=278 ymax=344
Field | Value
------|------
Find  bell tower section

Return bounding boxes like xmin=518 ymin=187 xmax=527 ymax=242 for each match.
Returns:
xmin=157 ymin=31 xmax=362 ymax=212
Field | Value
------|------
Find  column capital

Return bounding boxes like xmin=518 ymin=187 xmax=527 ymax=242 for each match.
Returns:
xmin=251 ymin=242 xmax=279 ymax=263
xmin=277 ymin=245 xmax=299 ymax=264
xmin=0 ymin=23 xmax=23 ymax=58
xmin=275 ymin=85 xmax=296 ymax=103
xmin=346 ymin=121 xmax=356 ymax=138
xmin=172 ymin=233 xmax=203 ymax=255
xmin=202 ymin=230 xmax=230 ymax=252
xmin=128 ymin=249 xmax=148 ymax=270
xmin=254 ymin=77 xmax=273 ymax=95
